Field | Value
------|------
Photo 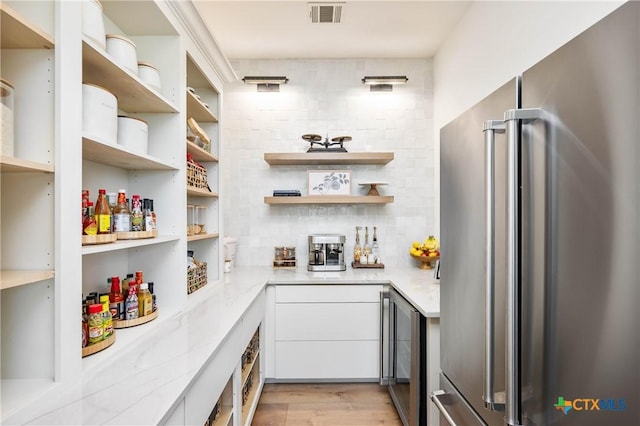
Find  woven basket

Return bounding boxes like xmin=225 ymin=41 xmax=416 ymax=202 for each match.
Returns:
xmin=187 ymin=160 xmax=208 ymax=190
xmin=187 ymin=261 xmax=207 ymax=294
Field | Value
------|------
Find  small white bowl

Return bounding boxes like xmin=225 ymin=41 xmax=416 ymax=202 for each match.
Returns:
xmin=106 ymin=34 xmax=138 ymax=75
xmin=137 ymin=62 xmax=162 ymax=92
xmin=117 ymin=115 xmax=148 ymax=154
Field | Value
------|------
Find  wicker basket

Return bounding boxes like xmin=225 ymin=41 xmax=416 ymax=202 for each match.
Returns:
xmin=186 ymin=159 xmax=208 ymax=190
xmin=187 ymin=261 xmax=207 ymax=294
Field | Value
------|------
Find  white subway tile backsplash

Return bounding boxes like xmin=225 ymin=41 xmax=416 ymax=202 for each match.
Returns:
xmin=223 ymin=58 xmax=436 ymax=268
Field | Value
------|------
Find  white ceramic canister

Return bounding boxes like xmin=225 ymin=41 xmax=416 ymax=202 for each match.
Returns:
xmin=137 ymin=62 xmax=162 ymax=92
xmin=82 ymin=0 xmax=106 ymax=49
xmin=1 ymin=79 xmax=15 ymax=156
xmin=117 ymin=115 xmax=148 ymax=154
xmin=105 ymin=34 xmax=138 ymax=75
xmin=82 ymin=83 xmax=118 ymax=145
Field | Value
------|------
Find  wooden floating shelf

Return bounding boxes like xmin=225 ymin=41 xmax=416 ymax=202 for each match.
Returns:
xmin=1 ymin=270 xmax=55 ymax=290
xmin=186 ymin=140 xmax=218 ymax=163
xmin=187 ymin=232 xmax=219 ymax=242
xmin=82 ymin=332 xmax=116 ymax=358
xmin=113 ymin=309 xmax=158 ymax=329
xmin=82 ymin=39 xmax=178 ymax=114
xmin=0 ymin=3 xmax=54 ymax=49
xmin=186 ymin=90 xmax=218 ymax=122
xmin=265 ymin=195 xmax=394 ymax=205
xmin=264 ymin=152 xmax=394 ymax=165
xmin=83 ymin=137 xmax=177 ymax=170
xmin=187 ymin=186 xmax=219 ymax=197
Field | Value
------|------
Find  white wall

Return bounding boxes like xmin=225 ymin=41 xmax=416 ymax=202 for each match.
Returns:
xmin=433 ymin=0 xmax=623 ymax=231
xmin=222 ymin=59 xmax=435 ymax=268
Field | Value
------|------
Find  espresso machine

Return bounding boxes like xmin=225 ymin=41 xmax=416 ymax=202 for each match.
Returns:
xmin=308 ymin=234 xmax=346 ymax=271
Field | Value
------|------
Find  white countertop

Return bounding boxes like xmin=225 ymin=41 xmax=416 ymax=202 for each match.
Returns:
xmin=5 ymin=265 xmax=439 ymax=425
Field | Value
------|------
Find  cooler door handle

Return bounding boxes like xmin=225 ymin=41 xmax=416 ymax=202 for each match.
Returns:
xmin=430 ymin=390 xmax=459 ymax=426
xmin=379 ymin=289 xmax=389 ymax=385
xmin=482 ymin=120 xmax=506 ymax=412
xmin=503 ymin=107 xmax=544 ymax=426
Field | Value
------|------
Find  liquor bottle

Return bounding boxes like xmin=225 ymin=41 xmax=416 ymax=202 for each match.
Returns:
xmin=371 ymin=226 xmax=380 ymax=264
xmin=363 ymin=226 xmax=372 ymax=263
xmin=83 ymin=202 xmax=97 ymax=235
xmin=113 ymin=189 xmax=131 ymax=232
xmin=149 ymin=199 xmax=157 ymax=230
xmin=143 ymin=198 xmax=153 ymax=231
xmin=353 ymin=226 xmax=362 ymax=264
xmin=130 ymin=194 xmax=144 ymax=231
xmin=94 ymin=189 xmax=111 ymax=234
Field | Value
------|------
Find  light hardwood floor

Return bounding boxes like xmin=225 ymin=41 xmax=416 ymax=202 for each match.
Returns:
xmin=251 ymin=383 xmax=402 ymax=426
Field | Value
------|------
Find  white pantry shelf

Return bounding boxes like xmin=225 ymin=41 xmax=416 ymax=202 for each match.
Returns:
xmin=0 ymin=270 xmax=55 ymax=290
xmin=81 ymin=234 xmax=180 ymax=255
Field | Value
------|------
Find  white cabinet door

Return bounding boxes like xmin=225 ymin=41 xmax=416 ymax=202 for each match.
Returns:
xmin=276 ymin=284 xmax=382 ymax=303
xmin=276 ymin=302 xmax=379 ymax=341
xmin=275 ymin=341 xmax=379 ymax=379
xmin=270 ymin=284 xmax=383 ymax=380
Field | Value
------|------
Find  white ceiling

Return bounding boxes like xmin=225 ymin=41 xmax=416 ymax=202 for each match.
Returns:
xmin=193 ymin=1 xmax=472 ymax=59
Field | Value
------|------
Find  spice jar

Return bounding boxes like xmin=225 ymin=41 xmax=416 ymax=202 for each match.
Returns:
xmin=88 ymin=303 xmax=104 ymax=345
xmin=1 ymin=79 xmax=14 ymax=157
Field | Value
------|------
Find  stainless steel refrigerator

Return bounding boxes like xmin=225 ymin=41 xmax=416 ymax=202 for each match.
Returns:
xmin=432 ymin=2 xmax=639 ymax=425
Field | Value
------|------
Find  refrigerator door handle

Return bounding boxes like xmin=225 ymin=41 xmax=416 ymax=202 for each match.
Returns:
xmin=482 ymin=120 xmax=506 ymax=412
xmin=430 ymin=390 xmax=459 ymax=426
xmin=503 ymin=107 xmax=544 ymax=426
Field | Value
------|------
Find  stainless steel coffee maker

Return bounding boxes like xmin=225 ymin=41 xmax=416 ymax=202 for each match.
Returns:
xmin=308 ymin=234 xmax=346 ymax=271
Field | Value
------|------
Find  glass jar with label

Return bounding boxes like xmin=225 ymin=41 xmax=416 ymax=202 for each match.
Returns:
xmin=187 ymin=204 xmax=195 ymax=236
xmin=195 ymin=205 xmax=207 ymax=234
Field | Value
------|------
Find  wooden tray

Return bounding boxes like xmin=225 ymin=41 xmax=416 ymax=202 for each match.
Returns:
xmin=351 ymin=261 xmax=385 ymax=269
xmin=82 ymin=233 xmax=117 ymax=245
xmin=113 ymin=309 xmax=158 ymax=329
xmin=82 ymin=332 xmax=115 ymax=357
xmin=273 ymin=259 xmax=297 ymax=269
xmin=116 ymin=229 xmax=157 ymax=240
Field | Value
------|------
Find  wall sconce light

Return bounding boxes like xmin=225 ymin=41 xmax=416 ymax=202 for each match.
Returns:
xmin=362 ymin=75 xmax=408 ymax=92
xmin=242 ymin=76 xmax=289 ymax=92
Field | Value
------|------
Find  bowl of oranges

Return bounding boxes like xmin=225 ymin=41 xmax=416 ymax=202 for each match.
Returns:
xmin=409 ymin=236 xmax=440 ymax=269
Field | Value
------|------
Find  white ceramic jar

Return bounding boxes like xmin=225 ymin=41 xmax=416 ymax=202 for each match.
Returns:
xmin=82 ymin=0 xmax=106 ymax=49
xmin=1 ymin=79 xmax=14 ymax=157
xmin=137 ymin=62 xmax=162 ymax=92
xmin=82 ymin=83 xmax=117 ymax=145
xmin=117 ymin=115 xmax=148 ymax=154
xmin=106 ymin=34 xmax=138 ymax=75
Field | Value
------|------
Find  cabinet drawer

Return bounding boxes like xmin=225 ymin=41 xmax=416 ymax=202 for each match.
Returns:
xmin=275 ymin=284 xmax=383 ymax=303
xmin=275 ymin=340 xmax=379 ymax=379
xmin=275 ymin=302 xmax=379 ymax=341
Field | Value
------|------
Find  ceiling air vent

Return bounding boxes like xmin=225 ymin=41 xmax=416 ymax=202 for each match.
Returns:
xmin=309 ymin=2 xmax=344 ymax=24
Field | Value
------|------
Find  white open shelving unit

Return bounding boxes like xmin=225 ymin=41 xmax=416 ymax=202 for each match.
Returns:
xmin=1 ymin=1 xmax=234 ymax=423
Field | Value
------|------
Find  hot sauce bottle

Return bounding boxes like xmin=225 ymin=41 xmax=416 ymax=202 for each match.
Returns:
xmin=83 ymin=202 xmax=97 ymax=235
xmin=94 ymin=189 xmax=111 ymax=234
